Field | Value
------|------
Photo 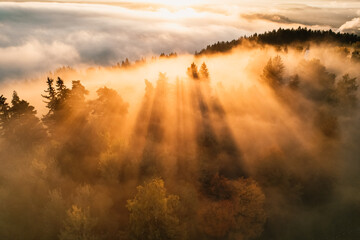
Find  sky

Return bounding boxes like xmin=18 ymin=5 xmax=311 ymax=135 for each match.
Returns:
xmin=0 ymin=0 xmax=359 ymax=83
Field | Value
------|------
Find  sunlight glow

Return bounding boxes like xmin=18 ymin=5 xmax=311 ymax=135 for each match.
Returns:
xmin=121 ymin=0 xmax=204 ymax=7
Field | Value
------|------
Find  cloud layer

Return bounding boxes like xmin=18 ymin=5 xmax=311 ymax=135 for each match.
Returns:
xmin=339 ymin=18 xmax=360 ymax=34
xmin=0 ymin=1 xmax=359 ymax=83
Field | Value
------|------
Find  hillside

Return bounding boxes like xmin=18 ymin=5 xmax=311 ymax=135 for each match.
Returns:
xmin=196 ymin=27 xmax=360 ymax=55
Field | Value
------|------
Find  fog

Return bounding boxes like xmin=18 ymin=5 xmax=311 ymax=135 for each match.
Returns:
xmin=1 ymin=40 xmax=360 ymax=239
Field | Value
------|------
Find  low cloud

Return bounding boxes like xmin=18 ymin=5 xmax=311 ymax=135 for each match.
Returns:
xmin=338 ymin=17 xmax=360 ymax=34
xmin=0 ymin=40 xmax=79 ymax=81
xmin=241 ymin=13 xmax=295 ymax=24
xmin=0 ymin=2 xmax=247 ymax=82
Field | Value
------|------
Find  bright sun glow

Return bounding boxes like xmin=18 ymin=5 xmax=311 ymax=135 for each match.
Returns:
xmin=126 ymin=0 xmax=204 ymax=6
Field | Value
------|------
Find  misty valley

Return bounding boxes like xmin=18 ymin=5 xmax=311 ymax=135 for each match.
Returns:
xmin=1 ymin=28 xmax=360 ymax=240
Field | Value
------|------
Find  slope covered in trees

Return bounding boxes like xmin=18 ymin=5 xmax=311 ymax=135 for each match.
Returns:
xmin=1 ymin=32 xmax=360 ymax=240
xmin=196 ymin=27 xmax=360 ymax=55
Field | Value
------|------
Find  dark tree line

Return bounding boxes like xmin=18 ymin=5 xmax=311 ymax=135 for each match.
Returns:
xmin=196 ymin=27 xmax=360 ymax=55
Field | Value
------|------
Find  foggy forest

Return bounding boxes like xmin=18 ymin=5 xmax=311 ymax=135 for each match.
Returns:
xmin=1 ymin=25 xmax=360 ymax=240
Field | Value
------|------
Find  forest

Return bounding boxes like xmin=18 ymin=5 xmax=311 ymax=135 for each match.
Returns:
xmin=196 ymin=27 xmax=360 ymax=58
xmin=1 ymin=29 xmax=360 ymax=240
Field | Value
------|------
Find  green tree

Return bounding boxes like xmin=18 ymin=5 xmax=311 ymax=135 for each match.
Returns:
xmin=126 ymin=178 xmax=183 ymax=240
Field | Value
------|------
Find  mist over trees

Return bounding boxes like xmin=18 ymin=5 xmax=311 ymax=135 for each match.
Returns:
xmin=1 ymin=30 xmax=360 ymax=240
xmin=196 ymin=27 xmax=360 ymax=58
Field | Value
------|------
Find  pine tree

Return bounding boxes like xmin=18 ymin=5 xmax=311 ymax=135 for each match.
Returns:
xmin=5 ymin=91 xmax=46 ymax=149
xmin=56 ymin=77 xmax=70 ymax=102
xmin=0 ymin=95 xmax=10 ymax=137
xmin=42 ymin=77 xmax=57 ymax=114
xmin=70 ymin=80 xmax=89 ymax=104
xmin=200 ymin=62 xmax=210 ymax=81
xmin=187 ymin=62 xmax=199 ymax=79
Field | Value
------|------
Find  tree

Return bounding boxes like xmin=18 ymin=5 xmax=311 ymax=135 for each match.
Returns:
xmin=230 ymin=179 xmax=266 ymax=240
xmin=42 ymin=77 xmax=57 ymax=114
xmin=197 ymin=178 xmax=266 ymax=240
xmin=93 ymin=87 xmax=128 ymax=116
xmin=4 ymin=91 xmax=46 ymax=149
xmin=299 ymin=59 xmax=338 ymax=105
xmin=0 ymin=95 xmax=10 ymax=137
xmin=198 ymin=200 xmax=235 ymax=239
xmin=187 ymin=63 xmax=199 ymax=80
xmin=62 ymin=80 xmax=89 ymax=122
xmin=336 ymin=74 xmax=358 ymax=109
xmin=90 ymin=87 xmax=129 ymax=142
xmin=126 ymin=178 xmax=183 ymax=240
xmin=69 ymin=80 xmax=89 ymax=105
xmin=42 ymin=77 xmax=70 ymax=128
xmin=42 ymin=190 xmax=67 ymax=240
xmin=289 ymin=74 xmax=300 ymax=90
xmin=56 ymin=77 xmax=70 ymax=103
xmin=59 ymin=205 xmax=100 ymax=240
xmin=199 ymin=62 xmax=210 ymax=81
xmin=262 ymin=56 xmax=284 ymax=87
xmin=122 ymin=58 xmax=131 ymax=68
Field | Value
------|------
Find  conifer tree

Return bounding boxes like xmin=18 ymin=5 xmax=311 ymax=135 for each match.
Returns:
xmin=42 ymin=77 xmax=57 ymax=114
xmin=200 ymin=62 xmax=210 ymax=81
xmin=5 ymin=91 xmax=46 ymax=149
xmin=0 ymin=95 xmax=10 ymax=137
xmin=187 ymin=62 xmax=199 ymax=80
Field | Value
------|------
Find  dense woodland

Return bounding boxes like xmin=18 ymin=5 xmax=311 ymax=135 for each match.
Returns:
xmin=196 ymin=27 xmax=360 ymax=57
xmin=1 ymin=29 xmax=360 ymax=240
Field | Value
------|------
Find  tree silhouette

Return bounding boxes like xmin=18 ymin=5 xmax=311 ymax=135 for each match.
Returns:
xmin=90 ymin=86 xmax=129 ymax=141
xmin=121 ymin=58 xmax=131 ymax=68
xmin=199 ymin=62 xmax=210 ymax=81
xmin=42 ymin=77 xmax=70 ymax=129
xmin=1 ymin=91 xmax=46 ymax=149
xmin=196 ymin=27 xmax=360 ymax=55
xmin=56 ymin=77 xmax=70 ymax=103
xmin=0 ymin=95 xmax=10 ymax=137
xmin=42 ymin=77 xmax=57 ymax=114
xmin=336 ymin=74 xmax=358 ymax=109
xmin=262 ymin=56 xmax=284 ymax=87
xmin=69 ymin=80 xmax=89 ymax=105
xmin=187 ymin=62 xmax=199 ymax=80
